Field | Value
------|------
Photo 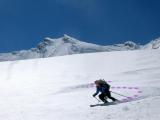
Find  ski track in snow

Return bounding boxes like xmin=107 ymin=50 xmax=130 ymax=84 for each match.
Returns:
xmin=5 ymin=61 xmax=18 ymax=81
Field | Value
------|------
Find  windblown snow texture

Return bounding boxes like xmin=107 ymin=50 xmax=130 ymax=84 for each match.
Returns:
xmin=0 ymin=49 xmax=160 ymax=120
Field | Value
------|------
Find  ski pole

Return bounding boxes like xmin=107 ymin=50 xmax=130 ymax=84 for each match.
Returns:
xmin=111 ymin=91 xmax=129 ymax=98
xmin=94 ymin=96 xmax=101 ymax=102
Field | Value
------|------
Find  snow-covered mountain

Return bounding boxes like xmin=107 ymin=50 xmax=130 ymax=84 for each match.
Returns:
xmin=143 ymin=37 xmax=160 ymax=49
xmin=0 ymin=34 xmax=140 ymax=62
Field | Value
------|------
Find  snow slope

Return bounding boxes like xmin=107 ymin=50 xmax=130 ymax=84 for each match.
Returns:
xmin=0 ymin=49 xmax=160 ymax=120
xmin=0 ymin=35 xmax=139 ymax=62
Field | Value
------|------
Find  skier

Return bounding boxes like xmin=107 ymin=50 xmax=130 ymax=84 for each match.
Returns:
xmin=93 ymin=79 xmax=117 ymax=103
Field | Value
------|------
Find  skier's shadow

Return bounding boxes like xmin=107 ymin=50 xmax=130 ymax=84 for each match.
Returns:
xmin=90 ymin=102 xmax=117 ymax=107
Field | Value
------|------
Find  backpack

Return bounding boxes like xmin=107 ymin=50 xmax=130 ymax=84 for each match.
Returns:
xmin=97 ymin=79 xmax=110 ymax=89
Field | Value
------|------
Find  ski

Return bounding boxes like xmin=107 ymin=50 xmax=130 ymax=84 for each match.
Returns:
xmin=90 ymin=100 xmax=121 ymax=107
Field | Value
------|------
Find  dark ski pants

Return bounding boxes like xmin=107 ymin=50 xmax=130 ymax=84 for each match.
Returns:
xmin=99 ymin=92 xmax=117 ymax=102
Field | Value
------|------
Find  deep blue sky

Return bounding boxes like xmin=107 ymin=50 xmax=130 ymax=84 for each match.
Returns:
xmin=0 ymin=0 xmax=160 ymax=52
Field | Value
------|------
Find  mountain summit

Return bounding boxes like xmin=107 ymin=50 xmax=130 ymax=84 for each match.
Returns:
xmin=143 ymin=37 xmax=160 ymax=49
xmin=0 ymin=34 xmax=156 ymax=62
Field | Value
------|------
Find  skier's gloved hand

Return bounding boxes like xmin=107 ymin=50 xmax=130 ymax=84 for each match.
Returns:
xmin=92 ymin=94 xmax=96 ymax=97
